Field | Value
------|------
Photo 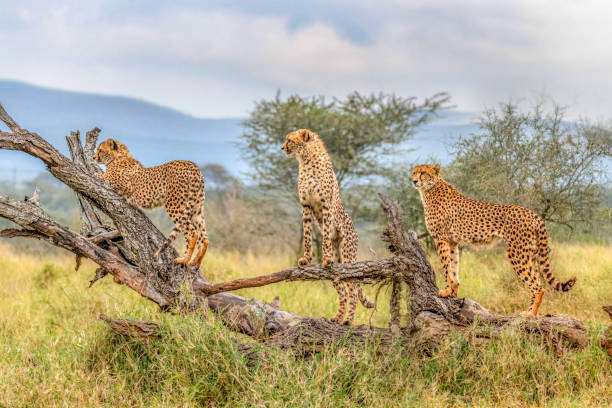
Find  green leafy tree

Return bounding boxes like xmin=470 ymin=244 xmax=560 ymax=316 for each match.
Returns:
xmin=239 ymin=90 xmax=450 ymax=219
xmin=447 ymin=100 xmax=612 ymax=231
xmin=200 ymin=163 xmax=240 ymax=192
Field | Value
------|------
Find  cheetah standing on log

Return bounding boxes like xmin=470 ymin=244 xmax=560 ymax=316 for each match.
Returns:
xmin=413 ymin=164 xmax=576 ymax=317
xmin=282 ymin=129 xmax=374 ymax=325
xmin=94 ymin=139 xmax=209 ymax=267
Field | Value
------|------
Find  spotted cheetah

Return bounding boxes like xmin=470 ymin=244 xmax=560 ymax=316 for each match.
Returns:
xmin=94 ymin=138 xmax=208 ymax=267
xmin=413 ymin=164 xmax=576 ymax=317
xmin=282 ymin=129 xmax=374 ymax=325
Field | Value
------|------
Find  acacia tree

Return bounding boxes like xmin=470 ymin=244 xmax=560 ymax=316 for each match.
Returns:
xmin=448 ymin=101 xmax=612 ymax=231
xmin=239 ymin=91 xmax=451 ymax=216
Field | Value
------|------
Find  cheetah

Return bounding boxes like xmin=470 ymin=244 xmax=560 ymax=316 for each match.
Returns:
xmin=94 ymin=138 xmax=209 ymax=267
xmin=282 ymin=129 xmax=374 ymax=325
xmin=413 ymin=164 xmax=576 ymax=317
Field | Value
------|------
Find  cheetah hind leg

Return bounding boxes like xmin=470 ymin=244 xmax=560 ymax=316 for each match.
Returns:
xmin=330 ymin=280 xmax=348 ymax=324
xmin=189 ymin=211 xmax=209 ymax=267
xmin=329 ymin=244 xmax=348 ymax=324
xmin=520 ymin=288 xmax=544 ymax=318
xmin=505 ymin=237 xmax=544 ymax=318
xmin=191 ymin=235 xmax=209 ymax=267
xmin=174 ymin=232 xmax=198 ymax=265
xmin=342 ymin=283 xmax=359 ymax=325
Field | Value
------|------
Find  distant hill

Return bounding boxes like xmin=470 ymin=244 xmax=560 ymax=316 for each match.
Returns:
xmin=0 ymin=80 xmax=245 ymax=181
xmin=0 ymin=80 xmax=478 ymax=183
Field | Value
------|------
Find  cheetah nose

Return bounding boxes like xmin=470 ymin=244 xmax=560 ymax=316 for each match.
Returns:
xmin=412 ymin=180 xmax=418 ymax=185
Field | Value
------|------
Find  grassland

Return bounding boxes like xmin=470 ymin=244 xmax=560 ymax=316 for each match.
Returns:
xmin=0 ymin=242 xmax=610 ymax=407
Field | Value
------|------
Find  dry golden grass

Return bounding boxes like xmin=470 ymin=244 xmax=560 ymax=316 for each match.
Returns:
xmin=0 ymin=242 xmax=610 ymax=407
xmin=203 ymin=242 xmax=612 ymax=325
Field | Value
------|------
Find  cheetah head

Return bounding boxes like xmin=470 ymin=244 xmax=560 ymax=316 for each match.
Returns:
xmin=412 ymin=164 xmax=442 ymax=191
xmin=94 ymin=138 xmax=131 ymax=165
xmin=282 ymin=129 xmax=315 ymax=158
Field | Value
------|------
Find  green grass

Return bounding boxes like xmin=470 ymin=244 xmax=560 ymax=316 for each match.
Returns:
xmin=0 ymin=243 xmax=611 ymax=407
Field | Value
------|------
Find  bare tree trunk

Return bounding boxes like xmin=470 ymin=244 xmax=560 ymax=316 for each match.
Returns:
xmin=0 ymin=104 xmax=299 ymax=338
xmin=602 ymin=306 xmax=612 ymax=357
xmin=0 ymin=104 xmax=594 ymax=355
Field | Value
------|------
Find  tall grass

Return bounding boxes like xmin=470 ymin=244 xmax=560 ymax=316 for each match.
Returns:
xmin=0 ymin=242 xmax=610 ymax=407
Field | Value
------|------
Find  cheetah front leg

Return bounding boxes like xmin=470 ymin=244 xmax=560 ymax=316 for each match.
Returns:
xmin=448 ymin=242 xmax=459 ymax=297
xmin=298 ymin=204 xmax=314 ymax=266
xmin=320 ymin=202 xmax=334 ymax=268
xmin=435 ymin=238 xmax=457 ymax=297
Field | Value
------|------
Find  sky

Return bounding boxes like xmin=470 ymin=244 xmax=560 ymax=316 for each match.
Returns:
xmin=1 ymin=0 xmax=611 ymax=119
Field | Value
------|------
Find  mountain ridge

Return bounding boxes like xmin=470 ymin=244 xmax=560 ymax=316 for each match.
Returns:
xmin=0 ymin=79 xmax=477 ymax=182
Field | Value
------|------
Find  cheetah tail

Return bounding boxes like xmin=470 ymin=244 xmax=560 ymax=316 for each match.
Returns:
xmin=536 ymin=219 xmax=576 ymax=292
xmin=355 ymin=283 xmax=375 ymax=308
xmin=154 ymin=227 xmax=179 ymax=257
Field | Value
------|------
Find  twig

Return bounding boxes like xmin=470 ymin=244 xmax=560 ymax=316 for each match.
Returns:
xmin=0 ymin=103 xmax=22 ymax=133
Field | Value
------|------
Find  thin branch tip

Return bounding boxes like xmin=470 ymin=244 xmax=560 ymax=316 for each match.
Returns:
xmin=0 ymin=103 xmax=22 ymax=133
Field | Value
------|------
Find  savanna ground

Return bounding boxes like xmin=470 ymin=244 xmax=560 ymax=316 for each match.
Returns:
xmin=0 ymin=240 xmax=611 ymax=407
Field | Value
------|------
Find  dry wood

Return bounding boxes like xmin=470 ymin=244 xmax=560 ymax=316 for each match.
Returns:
xmin=389 ymin=279 xmax=401 ymax=335
xmin=99 ymin=314 xmax=161 ymax=340
xmin=602 ymin=306 xmax=612 ymax=358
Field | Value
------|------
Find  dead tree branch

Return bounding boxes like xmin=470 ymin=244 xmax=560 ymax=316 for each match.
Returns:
xmin=99 ymin=314 xmax=161 ymax=340
xmin=602 ymin=306 xmax=612 ymax=358
xmin=0 ymin=104 xmax=303 ymax=338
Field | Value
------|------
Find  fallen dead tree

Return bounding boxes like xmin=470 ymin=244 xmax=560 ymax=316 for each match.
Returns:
xmin=0 ymin=104 xmax=594 ymax=355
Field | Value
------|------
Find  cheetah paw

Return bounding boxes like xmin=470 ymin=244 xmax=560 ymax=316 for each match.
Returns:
xmin=297 ymin=257 xmax=310 ymax=266
xmin=174 ymin=257 xmax=189 ymax=265
xmin=438 ymin=288 xmax=454 ymax=298
xmin=520 ymin=310 xmax=537 ymax=319
xmin=330 ymin=315 xmax=344 ymax=325
xmin=322 ymin=258 xmax=333 ymax=268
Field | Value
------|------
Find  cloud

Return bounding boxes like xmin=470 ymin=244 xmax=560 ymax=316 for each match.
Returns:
xmin=0 ymin=0 xmax=611 ymax=119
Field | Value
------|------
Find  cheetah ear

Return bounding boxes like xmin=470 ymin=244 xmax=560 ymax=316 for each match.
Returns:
xmin=301 ymin=130 xmax=311 ymax=142
xmin=111 ymin=140 xmax=118 ymax=150
xmin=433 ymin=164 xmax=441 ymax=174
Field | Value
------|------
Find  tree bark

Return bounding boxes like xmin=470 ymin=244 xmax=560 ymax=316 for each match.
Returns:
xmin=602 ymin=306 xmax=612 ymax=358
xmin=0 ymin=104 xmax=593 ymax=355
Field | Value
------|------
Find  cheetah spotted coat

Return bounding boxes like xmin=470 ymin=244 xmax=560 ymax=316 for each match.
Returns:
xmin=282 ymin=129 xmax=374 ymax=325
xmin=413 ymin=164 xmax=576 ymax=317
xmin=95 ymin=138 xmax=208 ymax=267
